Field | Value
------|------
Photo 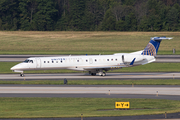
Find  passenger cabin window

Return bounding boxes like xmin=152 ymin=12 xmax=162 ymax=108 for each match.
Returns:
xmin=86 ymin=60 xmax=88 ymax=62
xmin=56 ymin=61 xmax=58 ymax=63
xmin=111 ymin=59 xmax=113 ymax=61
xmin=95 ymin=59 xmax=97 ymax=62
xmin=115 ymin=59 xmax=117 ymax=61
xmin=61 ymin=61 xmax=62 ymax=63
xmin=77 ymin=60 xmax=79 ymax=62
xmin=44 ymin=61 xmax=46 ymax=63
xmin=107 ymin=59 xmax=109 ymax=61
xmin=48 ymin=61 xmax=49 ymax=63
xmin=52 ymin=61 xmax=54 ymax=63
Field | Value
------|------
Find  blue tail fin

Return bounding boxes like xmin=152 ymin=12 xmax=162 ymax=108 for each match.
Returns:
xmin=141 ymin=37 xmax=172 ymax=57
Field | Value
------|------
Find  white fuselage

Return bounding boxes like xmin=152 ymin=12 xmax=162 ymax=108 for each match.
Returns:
xmin=11 ymin=54 xmax=155 ymax=73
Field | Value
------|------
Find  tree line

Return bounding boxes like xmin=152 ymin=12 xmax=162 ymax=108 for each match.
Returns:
xmin=0 ymin=0 xmax=180 ymax=31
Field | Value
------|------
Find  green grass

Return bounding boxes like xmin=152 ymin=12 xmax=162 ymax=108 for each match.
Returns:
xmin=1 ymin=79 xmax=180 ymax=85
xmin=0 ymin=98 xmax=180 ymax=118
xmin=0 ymin=31 xmax=179 ymax=55
xmin=4 ymin=62 xmax=180 ymax=74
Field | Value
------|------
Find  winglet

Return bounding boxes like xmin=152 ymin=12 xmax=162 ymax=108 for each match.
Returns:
xmin=129 ymin=58 xmax=136 ymax=65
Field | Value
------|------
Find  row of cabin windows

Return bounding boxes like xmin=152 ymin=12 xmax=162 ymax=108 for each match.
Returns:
xmin=44 ymin=61 xmax=63 ymax=63
xmin=107 ymin=59 xmax=118 ymax=61
xmin=43 ymin=58 xmax=118 ymax=64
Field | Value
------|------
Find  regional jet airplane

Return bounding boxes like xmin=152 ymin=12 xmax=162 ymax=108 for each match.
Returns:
xmin=11 ymin=37 xmax=172 ymax=77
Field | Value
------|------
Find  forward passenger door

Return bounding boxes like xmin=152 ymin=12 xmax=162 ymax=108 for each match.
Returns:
xmin=36 ymin=58 xmax=41 ymax=68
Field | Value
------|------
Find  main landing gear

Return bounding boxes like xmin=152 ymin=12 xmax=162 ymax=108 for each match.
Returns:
xmin=89 ymin=71 xmax=106 ymax=76
xmin=98 ymin=72 xmax=106 ymax=76
xmin=91 ymin=73 xmax=96 ymax=76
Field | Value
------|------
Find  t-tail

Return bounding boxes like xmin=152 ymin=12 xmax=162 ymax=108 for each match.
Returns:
xmin=141 ymin=37 xmax=172 ymax=57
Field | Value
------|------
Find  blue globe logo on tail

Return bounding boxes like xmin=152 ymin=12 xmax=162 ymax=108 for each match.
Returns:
xmin=141 ymin=37 xmax=172 ymax=57
xmin=142 ymin=42 xmax=157 ymax=56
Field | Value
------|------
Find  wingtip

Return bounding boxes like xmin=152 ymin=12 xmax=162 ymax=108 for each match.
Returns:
xmin=168 ymin=37 xmax=173 ymax=40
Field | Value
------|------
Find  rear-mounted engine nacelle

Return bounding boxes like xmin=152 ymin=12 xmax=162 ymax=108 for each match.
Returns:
xmin=122 ymin=54 xmax=144 ymax=63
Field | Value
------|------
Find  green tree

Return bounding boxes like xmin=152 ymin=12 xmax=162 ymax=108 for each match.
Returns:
xmin=69 ymin=0 xmax=85 ymax=30
xmin=101 ymin=9 xmax=116 ymax=31
xmin=124 ymin=12 xmax=137 ymax=31
xmin=0 ymin=0 xmax=20 ymax=30
xmin=166 ymin=6 xmax=179 ymax=31
xmin=122 ymin=0 xmax=136 ymax=5
xmin=84 ymin=0 xmax=104 ymax=31
xmin=116 ymin=20 xmax=125 ymax=31
xmin=19 ymin=0 xmax=38 ymax=30
xmin=159 ymin=4 xmax=168 ymax=31
xmin=0 ymin=18 xmax=2 ymax=30
xmin=138 ymin=16 xmax=149 ymax=31
xmin=33 ymin=0 xmax=58 ymax=31
xmin=55 ymin=0 xmax=71 ymax=30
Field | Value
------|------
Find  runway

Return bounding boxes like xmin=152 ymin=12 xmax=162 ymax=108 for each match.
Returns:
xmin=0 ymin=85 xmax=180 ymax=100
xmin=1 ymin=86 xmax=180 ymax=95
xmin=1 ymin=72 xmax=180 ymax=80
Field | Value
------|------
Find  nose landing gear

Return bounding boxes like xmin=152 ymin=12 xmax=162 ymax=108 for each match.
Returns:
xmin=20 ymin=73 xmax=24 ymax=77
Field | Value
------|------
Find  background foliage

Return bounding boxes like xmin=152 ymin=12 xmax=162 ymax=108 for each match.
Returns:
xmin=0 ymin=0 xmax=180 ymax=31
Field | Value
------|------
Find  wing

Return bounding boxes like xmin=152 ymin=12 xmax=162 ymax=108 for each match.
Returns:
xmin=84 ymin=66 xmax=122 ymax=72
xmin=84 ymin=58 xmax=136 ymax=72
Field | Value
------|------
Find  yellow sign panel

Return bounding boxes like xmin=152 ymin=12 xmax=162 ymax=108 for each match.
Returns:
xmin=115 ymin=102 xmax=130 ymax=108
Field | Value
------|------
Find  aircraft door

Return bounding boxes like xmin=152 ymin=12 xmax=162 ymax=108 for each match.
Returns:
xmin=28 ymin=59 xmax=36 ymax=69
xmin=89 ymin=58 xmax=93 ymax=64
xmin=36 ymin=58 xmax=41 ymax=68
xmin=122 ymin=55 xmax=124 ymax=63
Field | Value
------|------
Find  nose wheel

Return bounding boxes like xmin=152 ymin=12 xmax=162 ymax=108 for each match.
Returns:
xmin=20 ymin=73 xmax=24 ymax=77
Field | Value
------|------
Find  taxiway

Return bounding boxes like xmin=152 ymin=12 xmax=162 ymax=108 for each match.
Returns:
xmin=0 ymin=72 xmax=180 ymax=80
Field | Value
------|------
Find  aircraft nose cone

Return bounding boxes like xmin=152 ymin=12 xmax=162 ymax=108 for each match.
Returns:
xmin=10 ymin=64 xmax=21 ymax=71
xmin=10 ymin=66 xmax=14 ymax=70
xmin=10 ymin=65 xmax=17 ymax=70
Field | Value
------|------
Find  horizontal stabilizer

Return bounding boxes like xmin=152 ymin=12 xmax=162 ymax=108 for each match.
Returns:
xmin=152 ymin=37 xmax=172 ymax=41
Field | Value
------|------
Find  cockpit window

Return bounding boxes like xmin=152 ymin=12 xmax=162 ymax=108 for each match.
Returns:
xmin=23 ymin=59 xmax=33 ymax=63
xmin=23 ymin=59 xmax=29 ymax=63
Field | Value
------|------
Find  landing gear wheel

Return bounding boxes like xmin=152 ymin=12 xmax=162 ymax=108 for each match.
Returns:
xmin=99 ymin=72 xmax=106 ymax=76
xmin=20 ymin=73 xmax=24 ymax=77
xmin=102 ymin=72 xmax=106 ymax=76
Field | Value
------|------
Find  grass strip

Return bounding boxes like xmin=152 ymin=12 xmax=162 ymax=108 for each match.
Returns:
xmin=1 ymin=79 xmax=180 ymax=85
xmin=0 ymin=31 xmax=179 ymax=55
xmin=2 ymin=62 xmax=180 ymax=74
xmin=0 ymin=98 xmax=180 ymax=118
